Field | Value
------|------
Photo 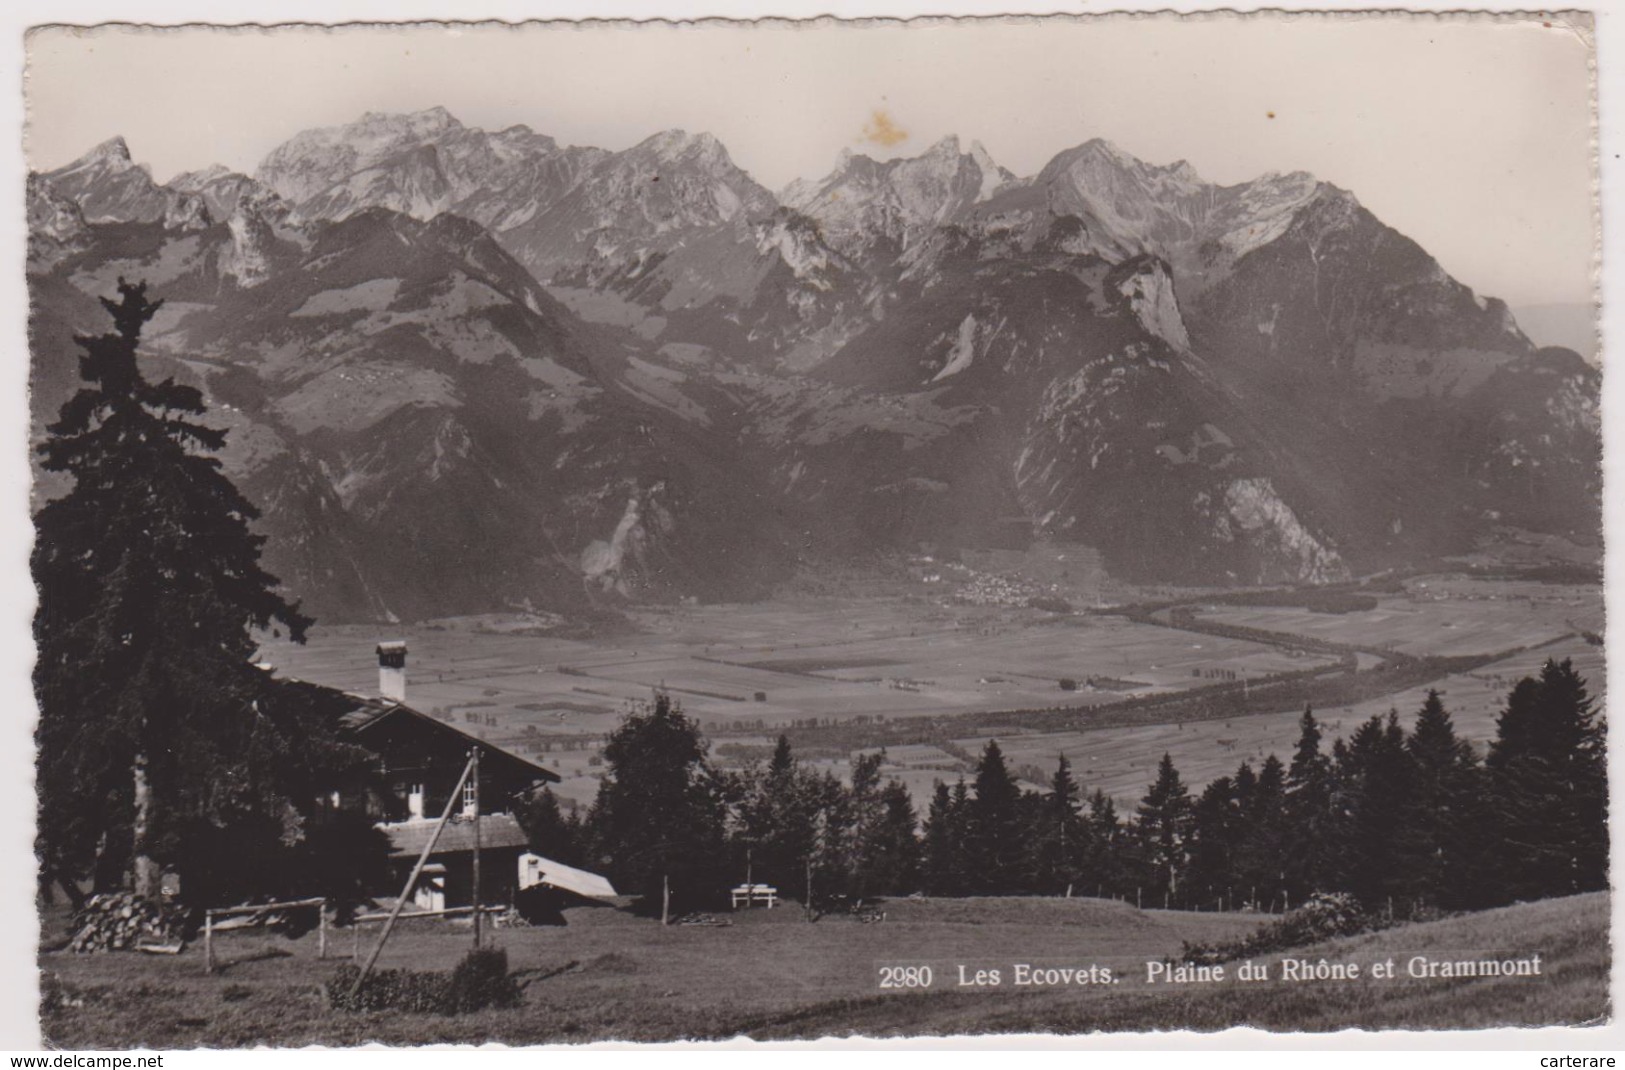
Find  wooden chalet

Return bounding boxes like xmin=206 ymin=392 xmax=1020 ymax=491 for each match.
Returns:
xmin=284 ymin=641 xmax=600 ymax=911
xmin=334 ymin=688 xmax=558 ymax=910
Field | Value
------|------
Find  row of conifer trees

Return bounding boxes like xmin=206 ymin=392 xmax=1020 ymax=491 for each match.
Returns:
xmin=530 ymin=657 xmax=1605 ymax=916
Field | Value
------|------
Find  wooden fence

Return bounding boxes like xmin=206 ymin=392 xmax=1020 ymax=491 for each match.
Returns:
xmin=203 ymin=896 xmax=327 ymax=975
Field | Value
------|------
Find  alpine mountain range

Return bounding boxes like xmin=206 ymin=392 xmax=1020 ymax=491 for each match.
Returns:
xmin=27 ymin=107 xmax=1600 ymax=624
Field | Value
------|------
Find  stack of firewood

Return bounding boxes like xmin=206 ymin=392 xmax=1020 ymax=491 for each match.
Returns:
xmin=67 ymin=892 xmax=185 ymax=953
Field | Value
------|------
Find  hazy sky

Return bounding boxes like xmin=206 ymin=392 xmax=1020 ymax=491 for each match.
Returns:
xmin=25 ymin=14 xmax=1595 ymax=307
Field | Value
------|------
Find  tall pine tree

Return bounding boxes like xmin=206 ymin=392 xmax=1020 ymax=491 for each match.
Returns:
xmin=34 ymin=281 xmax=320 ymax=901
xmin=1403 ymin=690 xmax=1483 ymax=909
xmin=1133 ymin=753 xmax=1193 ymax=904
xmin=1031 ymin=755 xmax=1088 ymax=894
xmin=965 ymin=741 xmax=1025 ymax=894
xmin=1283 ymin=706 xmax=1335 ymax=902
xmin=587 ymin=692 xmax=729 ymax=912
xmin=922 ymin=779 xmax=971 ymax=896
xmin=1487 ymin=660 xmax=1607 ymax=900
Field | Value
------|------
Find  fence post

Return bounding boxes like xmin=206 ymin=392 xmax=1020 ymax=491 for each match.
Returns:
xmin=318 ymin=900 xmax=328 ymax=961
xmin=203 ymin=912 xmax=214 ymax=975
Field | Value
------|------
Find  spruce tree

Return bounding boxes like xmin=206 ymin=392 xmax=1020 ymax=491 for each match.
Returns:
xmin=1185 ymin=774 xmax=1240 ymax=908
xmin=588 ymin=692 xmax=728 ymax=912
xmin=868 ymin=780 xmax=923 ymax=895
xmin=1032 ymin=755 xmax=1088 ymax=894
xmin=1235 ymin=755 xmax=1289 ymax=908
xmin=34 ymin=280 xmax=317 ymax=900
xmin=1487 ymin=660 xmax=1607 ymax=900
xmin=1133 ymin=753 xmax=1193 ymax=903
xmin=827 ymin=750 xmax=888 ymax=899
xmin=1083 ymin=788 xmax=1127 ymax=897
xmin=1337 ymin=712 xmax=1418 ymax=908
xmin=966 ymin=740 xmax=1024 ymax=894
xmin=1404 ymin=690 xmax=1482 ymax=909
xmin=1284 ymin=706 xmax=1335 ymax=901
xmin=768 ymin=735 xmax=795 ymax=779
xmin=922 ymin=779 xmax=971 ymax=896
xmin=738 ymin=734 xmax=821 ymax=894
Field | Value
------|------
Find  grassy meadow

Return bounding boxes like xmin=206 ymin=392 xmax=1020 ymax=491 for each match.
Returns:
xmin=38 ymin=892 xmax=1608 ymax=1047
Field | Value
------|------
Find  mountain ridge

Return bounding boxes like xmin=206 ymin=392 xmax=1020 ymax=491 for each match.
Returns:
xmin=26 ymin=109 xmax=1598 ymax=622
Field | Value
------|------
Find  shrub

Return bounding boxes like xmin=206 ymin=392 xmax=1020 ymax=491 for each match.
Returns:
xmin=1180 ymin=892 xmax=1372 ymax=965
xmin=326 ymin=948 xmax=519 ymax=1015
xmin=443 ymin=947 xmax=521 ymax=1014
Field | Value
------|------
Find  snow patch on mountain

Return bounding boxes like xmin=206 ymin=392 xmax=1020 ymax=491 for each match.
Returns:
xmin=969 ymin=141 xmax=1009 ymax=201
xmin=930 ymin=314 xmax=980 ymax=381
xmin=580 ymin=484 xmax=677 ymax=596
xmin=223 ymin=207 xmax=274 ymax=287
xmin=1116 ymin=259 xmax=1191 ymax=352
xmin=754 ymin=213 xmax=835 ymax=286
xmin=1216 ymin=477 xmax=1347 ymax=584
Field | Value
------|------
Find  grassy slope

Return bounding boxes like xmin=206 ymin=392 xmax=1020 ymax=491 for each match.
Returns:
xmin=37 ymin=893 xmax=1607 ymax=1047
xmin=740 ymin=892 xmax=1611 ymax=1039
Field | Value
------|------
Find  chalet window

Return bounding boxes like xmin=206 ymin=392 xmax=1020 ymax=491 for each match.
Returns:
xmin=462 ymin=775 xmax=477 ymax=816
xmin=408 ymin=782 xmax=425 ymax=819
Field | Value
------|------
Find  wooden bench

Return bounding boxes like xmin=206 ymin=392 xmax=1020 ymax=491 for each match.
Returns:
xmin=731 ymin=884 xmax=779 ymax=909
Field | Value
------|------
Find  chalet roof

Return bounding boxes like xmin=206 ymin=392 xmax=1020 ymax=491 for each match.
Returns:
xmin=330 ymin=694 xmax=559 ymax=784
xmin=382 ymin=813 xmax=531 ymax=859
xmin=337 ymin=696 xmax=397 ymax=733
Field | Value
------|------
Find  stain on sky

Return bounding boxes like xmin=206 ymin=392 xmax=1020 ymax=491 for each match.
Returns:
xmin=861 ymin=109 xmax=908 ymax=149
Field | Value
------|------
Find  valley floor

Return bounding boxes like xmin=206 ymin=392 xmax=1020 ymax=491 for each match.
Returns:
xmin=253 ymin=558 xmax=1604 ymax=811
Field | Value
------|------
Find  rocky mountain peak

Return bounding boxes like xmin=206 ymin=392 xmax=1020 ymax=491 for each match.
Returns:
xmin=256 ymin=108 xmax=467 ymax=205
xmin=357 ymin=105 xmax=461 ymax=135
xmin=83 ymin=135 xmax=134 ymax=167
xmin=36 ymin=135 xmax=171 ymax=225
xmin=47 ymin=135 xmax=138 ymax=179
xmin=1167 ymin=159 xmax=1202 ymax=184
xmin=781 ymin=134 xmax=1015 ymax=261
xmin=633 ymin=129 xmax=732 ymax=169
xmin=491 ymin=123 xmax=560 ymax=153
xmin=1042 ymin=137 xmax=1202 ymax=193
xmin=168 ymin=163 xmax=236 ymax=191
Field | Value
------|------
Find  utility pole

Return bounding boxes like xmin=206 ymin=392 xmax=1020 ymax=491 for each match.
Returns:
xmin=352 ymin=755 xmax=475 ymax=998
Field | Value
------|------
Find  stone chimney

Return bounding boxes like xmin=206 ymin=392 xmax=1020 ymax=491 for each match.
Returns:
xmin=376 ymin=641 xmax=407 ymax=703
